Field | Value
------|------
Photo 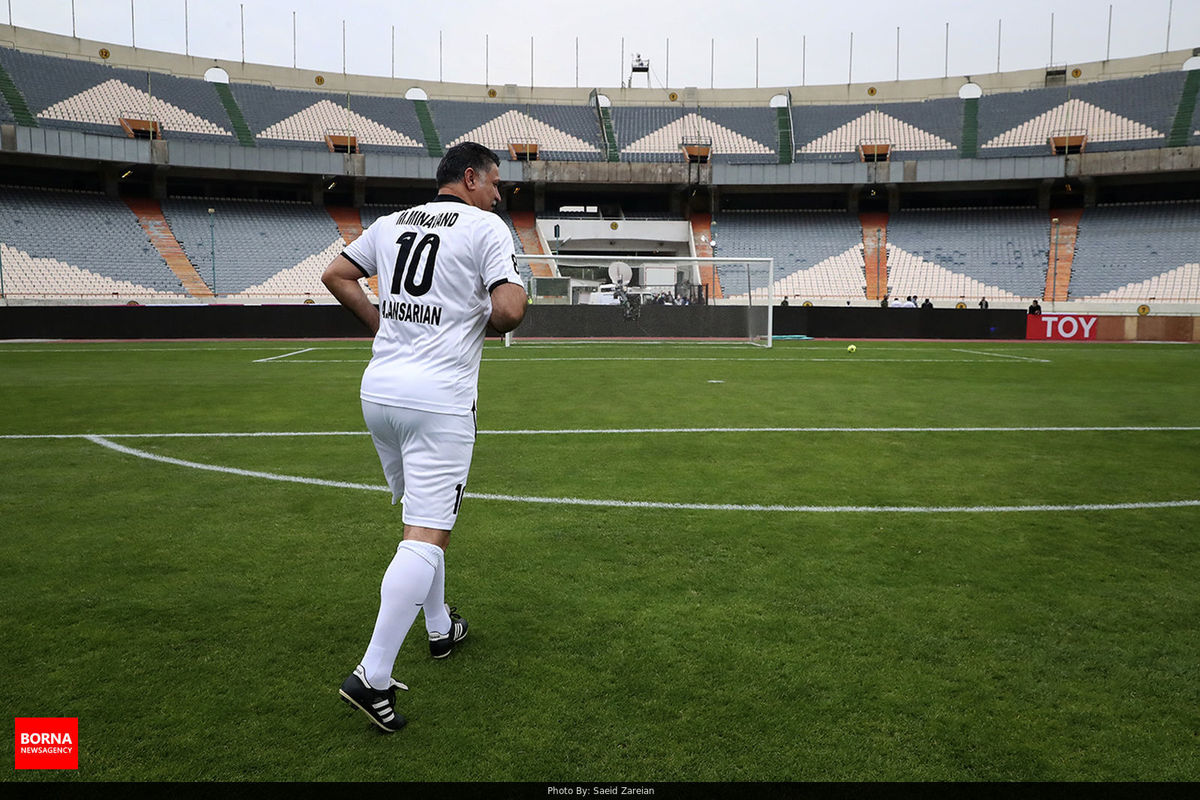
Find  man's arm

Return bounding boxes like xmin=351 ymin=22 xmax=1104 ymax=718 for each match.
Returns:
xmin=321 ymin=255 xmax=380 ymax=335
xmin=488 ymin=282 xmax=527 ymax=334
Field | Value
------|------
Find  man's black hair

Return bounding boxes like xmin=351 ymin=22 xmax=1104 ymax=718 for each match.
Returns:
xmin=436 ymin=142 xmax=500 ymax=188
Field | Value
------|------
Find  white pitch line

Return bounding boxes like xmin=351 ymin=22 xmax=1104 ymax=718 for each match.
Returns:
xmin=479 ymin=357 xmax=1035 ymax=363
xmin=252 ymin=347 xmax=316 ymax=363
xmin=85 ymin=436 xmax=387 ymax=493
xmin=81 ymin=435 xmax=1200 ymax=515
xmin=952 ymin=348 xmax=1051 ymax=363
xmin=474 ymin=425 xmax=1200 ymax=435
xmin=4 ymin=425 xmax=1200 ymax=440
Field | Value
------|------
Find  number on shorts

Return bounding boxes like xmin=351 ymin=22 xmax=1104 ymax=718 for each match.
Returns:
xmin=452 ymin=483 xmax=465 ymax=515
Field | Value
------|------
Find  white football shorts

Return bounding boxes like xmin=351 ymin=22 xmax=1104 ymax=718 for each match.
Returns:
xmin=361 ymin=399 xmax=477 ymax=531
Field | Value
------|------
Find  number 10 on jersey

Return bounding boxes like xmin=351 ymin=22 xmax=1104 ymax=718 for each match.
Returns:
xmin=391 ymin=232 xmax=439 ymax=297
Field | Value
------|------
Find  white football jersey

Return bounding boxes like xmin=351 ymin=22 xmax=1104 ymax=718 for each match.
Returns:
xmin=342 ymin=196 xmax=521 ymax=414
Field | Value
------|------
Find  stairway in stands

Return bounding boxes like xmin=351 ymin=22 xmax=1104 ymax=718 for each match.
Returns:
xmin=776 ymin=108 xmax=793 ymax=165
xmin=1045 ymin=209 xmax=1082 ymax=302
xmin=326 ymin=206 xmax=377 ymax=294
xmin=1167 ymin=69 xmax=1200 ymax=148
xmin=598 ymin=105 xmax=620 ymax=162
xmin=507 ymin=212 xmax=555 ymax=277
xmin=960 ymin=97 xmax=979 ymax=158
xmin=859 ymin=212 xmax=889 ymax=301
xmin=123 ymin=198 xmax=214 ymax=298
xmin=327 ymin=206 xmax=363 ymax=244
xmin=0 ymin=58 xmax=36 ymax=127
xmin=412 ymin=99 xmax=444 ymax=157
xmin=690 ymin=213 xmax=722 ymax=299
xmin=212 ymin=83 xmax=256 ymax=147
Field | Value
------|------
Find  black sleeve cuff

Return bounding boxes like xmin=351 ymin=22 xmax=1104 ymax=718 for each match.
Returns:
xmin=342 ymin=251 xmax=370 ymax=278
xmin=489 ymin=278 xmax=516 ymax=293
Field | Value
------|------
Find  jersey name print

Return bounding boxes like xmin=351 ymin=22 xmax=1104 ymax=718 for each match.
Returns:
xmin=379 ymin=300 xmax=443 ymax=326
xmin=342 ymin=195 xmax=520 ymax=416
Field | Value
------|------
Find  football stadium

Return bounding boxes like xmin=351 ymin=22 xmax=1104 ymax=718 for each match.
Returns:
xmin=2 ymin=0 xmax=1198 ymax=786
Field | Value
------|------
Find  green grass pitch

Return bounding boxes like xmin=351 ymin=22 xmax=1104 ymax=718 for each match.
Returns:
xmin=1 ymin=338 xmax=1197 ymax=781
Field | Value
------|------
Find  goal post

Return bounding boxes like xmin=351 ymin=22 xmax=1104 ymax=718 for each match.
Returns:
xmin=510 ymin=254 xmax=774 ymax=346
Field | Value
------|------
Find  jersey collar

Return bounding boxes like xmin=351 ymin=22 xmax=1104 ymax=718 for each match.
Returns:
xmin=431 ymin=194 xmax=469 ymax=205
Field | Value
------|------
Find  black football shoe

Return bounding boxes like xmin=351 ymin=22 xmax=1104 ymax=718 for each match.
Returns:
xmin=339 ymin=665 xmax=408 ymax=733
xmin=428 ymin=605 xmax=469 ymax=659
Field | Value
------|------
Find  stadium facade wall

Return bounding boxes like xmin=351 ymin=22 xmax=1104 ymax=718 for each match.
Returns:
xmin=7 ymin=119 xmax=1198 ymax=187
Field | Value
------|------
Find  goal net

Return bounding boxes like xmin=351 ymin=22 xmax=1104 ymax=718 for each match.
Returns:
xmin=510 ymin=254 xmax=774 ymax=347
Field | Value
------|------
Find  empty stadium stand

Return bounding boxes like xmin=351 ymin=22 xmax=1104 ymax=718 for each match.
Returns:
xmin=978 ymin=71 xmax=1186 ymax=157
xmin=613 ymin=106 xmax=777 ymax=164
xmin=430 ymin=100 xmax=605 ymax=162
xmin=0 ymin=45 xmax=234 ymax=143
xmin=792 ymin=98 xmax=962 ymax=162
xmin=712 ymin=210 xmax=866 ymax=300
xmin=124 ymin=197 xmax=214 ymax=298
xmin=1 ymin=27 xmax=1198 ymax=319
xmin=228 ymin=83 xmax=426 ymax=153
xmin=0 ymin=187 xmax=191 ymax=299
xmin=1 ymin=37 xmax=1196 ymax=166
xmin=1071 ymin=202 xmax=1200 ymax=301
xmin=161 ymin=198 xmax=343 ymax=297
xmin=885 ymin=208 xmax=1048 ymax=301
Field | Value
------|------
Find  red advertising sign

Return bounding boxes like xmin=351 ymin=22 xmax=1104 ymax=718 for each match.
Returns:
xmin=1027 ymin=314 xmax=1099 ymax=341
xmin=14 ymin=718 xmax=78 ymax=770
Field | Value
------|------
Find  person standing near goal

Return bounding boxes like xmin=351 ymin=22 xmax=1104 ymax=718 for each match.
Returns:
xmin=321 ymin=142 xmax=527 ymax=733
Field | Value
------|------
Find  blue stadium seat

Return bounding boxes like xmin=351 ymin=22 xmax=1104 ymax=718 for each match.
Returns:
xmin=713 ymin=209 xmax=865 ymax=299
xmin=162 ymin=198 xmax=342 ymax=295
xmin=1071 ymin=202 xmax=1200 ymax=300
xmin=613 ymin=106 xmax=777 ymax=164
xmin=0 ymin=186 xmax=187 ymax=297
xmin=977 ymin=72 xmax=1184 ymax=157
xmin=0 ymin=45 xmax=235 ymax=143
xmin=229 ymin=83 xmax=426 ymax=154
xmin=429 ymin=100 xmax=605 ymax=162
xmin=886 ymin=208 xmax=1048 ymax=299
xmin=792 ymin=98 xmax=962 ymax=161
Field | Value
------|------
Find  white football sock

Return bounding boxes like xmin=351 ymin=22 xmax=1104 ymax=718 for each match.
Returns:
xmin=359 ymin=540 xmax=442 ymax=689
xmin=423 ymin=548 xmax=451 ymax=637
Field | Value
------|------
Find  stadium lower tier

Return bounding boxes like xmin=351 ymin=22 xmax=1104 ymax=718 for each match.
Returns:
xmin=1 ymin=189 xmax=1198 ymax=308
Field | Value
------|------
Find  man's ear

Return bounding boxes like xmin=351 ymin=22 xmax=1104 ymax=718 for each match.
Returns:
xmin=463 ymin=167 xmax=476 ymax=190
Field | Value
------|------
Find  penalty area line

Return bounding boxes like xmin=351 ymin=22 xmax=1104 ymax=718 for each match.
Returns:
xmin=81 ymin=435 xmax=1200 ymax=515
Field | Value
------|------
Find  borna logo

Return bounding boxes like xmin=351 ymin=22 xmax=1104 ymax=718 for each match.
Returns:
xmin=14 ymin=718 xmax=79 ymax=770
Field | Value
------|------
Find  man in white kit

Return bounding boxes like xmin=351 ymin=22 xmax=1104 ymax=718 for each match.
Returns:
xmin=321 ymin=142 xmax=527 ymax=733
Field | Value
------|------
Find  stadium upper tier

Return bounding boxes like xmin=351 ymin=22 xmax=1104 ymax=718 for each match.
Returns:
xmin=1 ymin=26 xmax=1197 ymax=165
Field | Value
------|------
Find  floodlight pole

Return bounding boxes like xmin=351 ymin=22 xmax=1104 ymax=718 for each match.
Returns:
xmin=1051 ymin=217 xmax=1059 ymax=313
xmin=208 ymin=207 xmax=217 ymax=297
